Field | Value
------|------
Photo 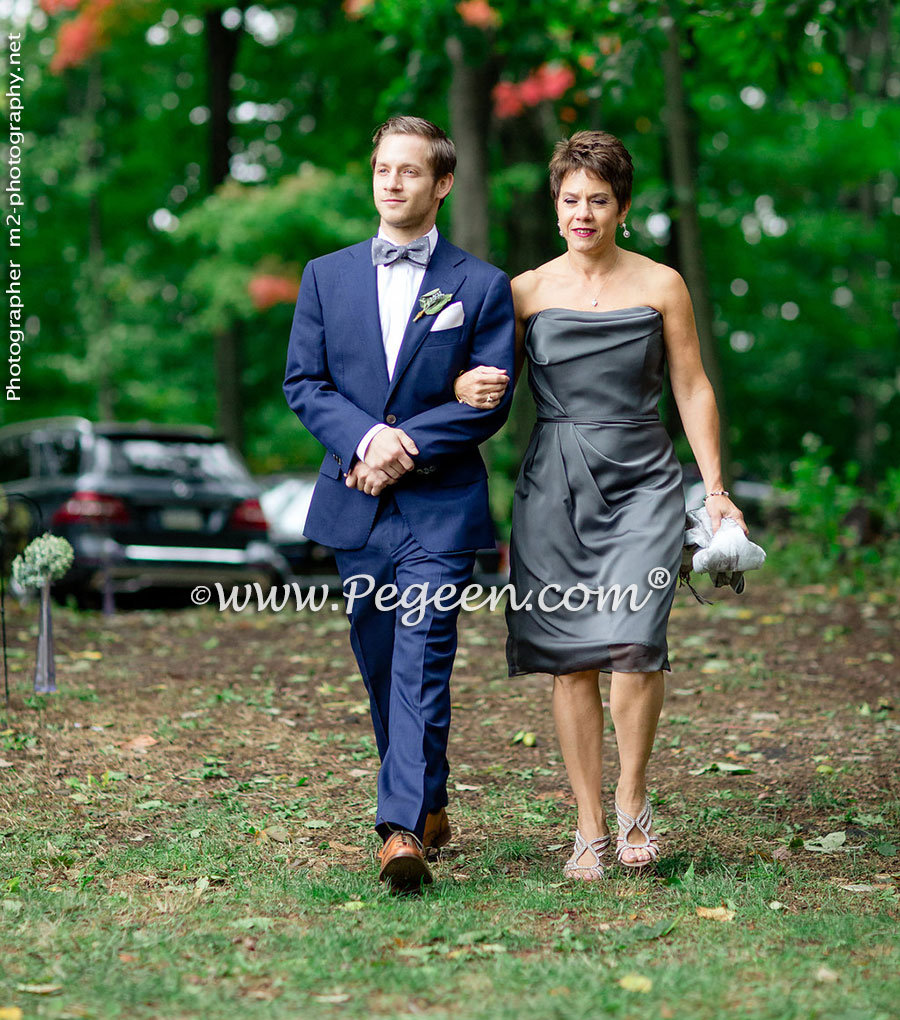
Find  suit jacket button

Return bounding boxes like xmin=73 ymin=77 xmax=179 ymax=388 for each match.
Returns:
xmin=385 ymin=414 xmax=397 ymax=425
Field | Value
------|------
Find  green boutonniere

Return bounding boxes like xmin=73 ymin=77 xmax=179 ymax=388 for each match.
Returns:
xmin=413 ymin=288 xmax=454 ymax=322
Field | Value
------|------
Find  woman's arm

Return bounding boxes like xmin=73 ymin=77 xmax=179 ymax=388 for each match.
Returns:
xmin=454 ymin=271 xmax=533 ymax=407
xmin=660 ymin=267 xmax=748 ymax=534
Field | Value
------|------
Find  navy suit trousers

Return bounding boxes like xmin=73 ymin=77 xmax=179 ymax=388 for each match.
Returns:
xmin=335 ymin=496 xmax=476 ymax=840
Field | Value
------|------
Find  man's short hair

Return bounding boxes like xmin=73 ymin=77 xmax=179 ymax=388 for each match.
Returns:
xmin=371 ymin=116 xmax=457 ymax=179
xmin=549 ymin=130 xmax=633 ymax=211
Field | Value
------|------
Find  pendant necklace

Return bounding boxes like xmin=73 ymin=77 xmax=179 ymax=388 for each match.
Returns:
xmin=578 ymin=249 xmax=620 ymax=307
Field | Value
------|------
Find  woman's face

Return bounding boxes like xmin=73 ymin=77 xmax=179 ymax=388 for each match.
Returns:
xmin=556 ymin=169 xmax=627 ymax=254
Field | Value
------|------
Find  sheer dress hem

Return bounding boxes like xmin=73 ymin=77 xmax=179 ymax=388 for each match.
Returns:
xmin=506 ymin=638 xmax=670 ymax=677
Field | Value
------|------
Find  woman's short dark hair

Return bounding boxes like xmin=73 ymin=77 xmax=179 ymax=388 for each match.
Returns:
xmin=549 ymin=131 xmax=633 ymax=211
xmin=371 ymin=116 xmax=457 ymax=180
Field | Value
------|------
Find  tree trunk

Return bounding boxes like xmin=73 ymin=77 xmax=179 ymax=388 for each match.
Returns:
xmin=661 ymin=8 xmax=732 ymax=484
xmin=843 ymin=0 xmax=892 ymax=485
xmin=204 ymin=8 xmax=243 ymax=190
xmin=446 ymin=36 xmax=494 ymax=261
xmin=205 ymin=7 xmax=246 ymax=450
xmin=84 ymin=58 xmax=116 ymax=420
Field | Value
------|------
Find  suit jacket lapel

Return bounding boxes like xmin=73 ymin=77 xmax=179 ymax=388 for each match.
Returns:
xmin=341 ymin=242 xmax=390 ymax=394
xmin=386 ymin=236 xmax=467 ymax=402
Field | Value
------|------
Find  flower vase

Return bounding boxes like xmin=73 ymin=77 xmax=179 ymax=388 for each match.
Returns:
xmin=34 ymin=578 xmax=57 ymax=694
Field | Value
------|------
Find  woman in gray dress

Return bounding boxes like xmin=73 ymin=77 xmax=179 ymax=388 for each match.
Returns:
xmin=455 ymin=131 xmax=747 ymax=879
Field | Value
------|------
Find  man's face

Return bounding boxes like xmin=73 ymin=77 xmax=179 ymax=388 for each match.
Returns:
xmin=372 ymin=133 xmax=453 ymax=241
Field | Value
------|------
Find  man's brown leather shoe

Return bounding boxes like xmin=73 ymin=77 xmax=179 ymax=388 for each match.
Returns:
xmin=422 ymin=808 xmax=451 ymax=851
xmin=378 ymin=831 xmax=432 ymax=891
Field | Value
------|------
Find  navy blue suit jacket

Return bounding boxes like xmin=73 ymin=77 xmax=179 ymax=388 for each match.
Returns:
xmin=283 ymin=234 xmax=516 ymax=552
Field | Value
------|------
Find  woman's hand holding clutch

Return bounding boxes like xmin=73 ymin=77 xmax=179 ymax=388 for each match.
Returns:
xmin=454 ymin=365 xmax=509 ymax=408
xmin=704 ymin=493 xmax=749 ymax=537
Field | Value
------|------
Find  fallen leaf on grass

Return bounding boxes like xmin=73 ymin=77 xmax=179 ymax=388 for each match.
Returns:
xmin=687 ymin=762 xmax=754 ymax=775
xmin=304 ymin=820 xmax=329 ymax=829
xmin=0 ymin=760 xmax=14 ymax=769
xmin=313 ymin=994 xmax=351 ymax=1004
xmin=69 ymin=650 xmax=103 ymax=660
xmin=454 ymin=783 xmax=481 ymax=791
xmin=815 ymin=966 xmax=839 ymax=983
xmin=768 ymin=901 xmax=786 ymax=911
xmin=700 ymin=659 xmax=731 ymax=674
xmin=618 ymin=974 xmax=652 ymax=993
xmin=612 ymin=917 xmax=678 ymax=946
xmin=339 ymin=901 xmax=365 ymax=911
xmin=118 ymin=735 xmax=158 ymax=752
xmin=511 ymin=730 xmax=537 ymax=746
xmin=15 ymin=984 xmax=62 ymax=995
xmin=243 ymin=985 xmax=282 ymax=1001
xmin=261 ymin=826 xmax=290 ymax=843
xmin=803 ymin=831 xmax=846 ymax=853
xmin=837 ymin=883 xmax=894 ymax=893
xmin=347 ymin=768 xmax=371 ymax=778
xmin=136 ymin=800 xmax=166 ymax=811
xmin=328 ymin=841 xmax=363 ymax=854
xmin=696 ymin=906 xmax=735 ymax=921
xmin=193 ymin=876 xmax=210 ymax=899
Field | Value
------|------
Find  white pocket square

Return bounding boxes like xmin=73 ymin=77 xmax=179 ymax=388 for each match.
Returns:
xmin=429 ymin=301 xmax=465 ymax=331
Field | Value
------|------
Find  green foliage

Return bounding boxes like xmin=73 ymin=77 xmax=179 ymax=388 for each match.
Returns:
xmin=771 ymin=435 xmax=900 ymax=588
xmin=7 ymin=0 xmax=899 ymax=497
xmin=781 ymin=434 xmax=863 ymax=554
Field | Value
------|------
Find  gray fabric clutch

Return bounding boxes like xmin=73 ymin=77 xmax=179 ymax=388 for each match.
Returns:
xmin=681 ymin=506 xmax=767 ymax=597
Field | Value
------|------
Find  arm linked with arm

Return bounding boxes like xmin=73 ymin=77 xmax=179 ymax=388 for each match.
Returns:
xmin=401 ymin=271 xmax=517 ymax=459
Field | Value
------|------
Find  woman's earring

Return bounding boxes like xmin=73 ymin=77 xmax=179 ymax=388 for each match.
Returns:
xmin=558 ymin=224 xmax=564 ymax=236
xmin=621 ymin=221 xmax=631 ymax=238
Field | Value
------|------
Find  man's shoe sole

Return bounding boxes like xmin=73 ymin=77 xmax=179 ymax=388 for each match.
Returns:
xmin=379 ymin=853 xmax=433 ymax=890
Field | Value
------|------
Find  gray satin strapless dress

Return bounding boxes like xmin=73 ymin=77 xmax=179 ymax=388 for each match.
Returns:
xmin=506 ymin=306 xmax=685 ymax=676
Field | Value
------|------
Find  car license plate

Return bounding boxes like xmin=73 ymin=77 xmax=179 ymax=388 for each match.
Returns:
xmin=160 ymin=508 xmax=204 ymax=531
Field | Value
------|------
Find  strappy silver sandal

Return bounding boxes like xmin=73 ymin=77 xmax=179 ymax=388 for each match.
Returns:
xmin=615 ymin=798 xmax=660 ymax=872
xmin=563 ymin=829 xmax=611 ymax=880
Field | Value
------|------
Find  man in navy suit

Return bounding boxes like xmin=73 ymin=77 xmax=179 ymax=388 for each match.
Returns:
xmin=283 ymin=116 xmax=515 ymax=889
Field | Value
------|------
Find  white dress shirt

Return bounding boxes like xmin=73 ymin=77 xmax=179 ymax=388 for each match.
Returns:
xmin=355 ymin=224 xmax=439 ymax=462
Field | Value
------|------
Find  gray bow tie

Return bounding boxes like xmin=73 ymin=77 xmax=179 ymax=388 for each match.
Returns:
xmin=371 ymin=236 xmax=431 ymax=267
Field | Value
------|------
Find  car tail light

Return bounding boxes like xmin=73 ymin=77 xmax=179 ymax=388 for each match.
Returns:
xmin=228 ymin=498 xmax=268 ymax=531
xmin=52 ymin=491 xmax=131 ymax=525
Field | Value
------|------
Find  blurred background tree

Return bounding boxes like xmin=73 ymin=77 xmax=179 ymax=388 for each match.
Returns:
xmin=3 ymin=0 xmax=898 ymax=528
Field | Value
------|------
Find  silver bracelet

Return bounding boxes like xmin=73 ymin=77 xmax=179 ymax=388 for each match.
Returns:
xmin=704 ymin=489 xmax=730 ymax=502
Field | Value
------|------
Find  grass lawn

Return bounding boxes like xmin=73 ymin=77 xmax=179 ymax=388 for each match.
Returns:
xmin=1 ymin=580 xmax=897 ymax=1019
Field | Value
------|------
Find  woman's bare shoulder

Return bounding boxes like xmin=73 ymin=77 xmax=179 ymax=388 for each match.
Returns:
xmin=621 ymin=251 xmax=688 ymax=310
xmin=512 ymin=258 xmax=565 ymax=314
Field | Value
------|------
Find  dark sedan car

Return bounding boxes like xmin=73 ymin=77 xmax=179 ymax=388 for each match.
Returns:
xmin=259 ymin=473 xmax=506 ymax=587
xmin=0 ymin=417 xmax=285 ymax=605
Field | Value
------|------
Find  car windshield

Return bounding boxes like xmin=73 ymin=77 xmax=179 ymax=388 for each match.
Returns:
xmin=96 ymin=437 xmax=250 ymax=482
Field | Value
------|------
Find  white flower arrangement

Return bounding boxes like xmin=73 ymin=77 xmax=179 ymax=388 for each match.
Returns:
xmin=12 ymin=534 xmax=74 ymax=590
